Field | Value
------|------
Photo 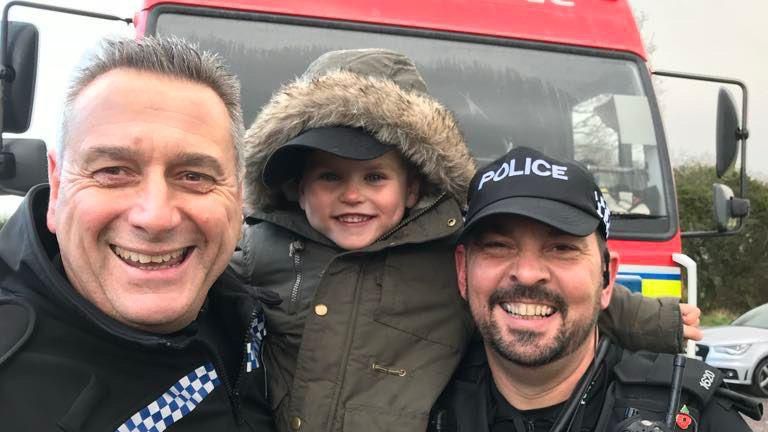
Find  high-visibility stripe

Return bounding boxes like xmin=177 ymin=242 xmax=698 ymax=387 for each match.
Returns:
xmin=641 ymin=279 xmax=682 ymax=298
xmin=617 ymin=264 xmax=682 ymax=297
xmin=116 ymin=364 xmax=220 ymax=432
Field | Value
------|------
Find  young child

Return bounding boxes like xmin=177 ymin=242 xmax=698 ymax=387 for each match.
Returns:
xmin=232 ymin=49 xmax=688 ymax=432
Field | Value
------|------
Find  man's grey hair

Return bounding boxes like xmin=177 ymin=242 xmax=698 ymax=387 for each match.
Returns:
xmin=58 ymin=36 xmax=245 ymax=179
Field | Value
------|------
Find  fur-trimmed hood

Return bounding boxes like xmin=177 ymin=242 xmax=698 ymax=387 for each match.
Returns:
xmin=243 ymin=61 xmax=475 ymax=212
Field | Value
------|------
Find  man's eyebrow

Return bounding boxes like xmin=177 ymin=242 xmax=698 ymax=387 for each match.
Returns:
xmin=80 ymin=146 xmax=141 ymax=166
xmin=470 ymin=223 xmax=507 ymax=242
xmin=79 ymin=147 xmax=226 ymax=177
xmin=170 ymin=152 xmax=226 ymax=177
xmin=546 ymin=226 xmax=586 ymax=241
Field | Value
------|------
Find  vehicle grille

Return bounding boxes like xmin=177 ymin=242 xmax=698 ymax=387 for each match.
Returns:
xmin=695 ymin=344 xmax=709 ymax=361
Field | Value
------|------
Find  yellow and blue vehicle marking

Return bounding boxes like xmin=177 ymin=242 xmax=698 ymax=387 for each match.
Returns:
xmin=616 ymin=264 xmax=682 ymax=298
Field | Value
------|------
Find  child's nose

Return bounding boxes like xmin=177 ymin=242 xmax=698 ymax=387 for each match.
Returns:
xmin=340 ymin=181 xmax=363 ymax=204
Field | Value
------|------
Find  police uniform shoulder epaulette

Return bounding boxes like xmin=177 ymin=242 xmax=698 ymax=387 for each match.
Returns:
xmin=715 ymin=387 xmax=764 ymax=421
xmin=611 ymin=351 xmax=764 ymax=424
xmin=613 ymin=351 xmax=721 ymax=405
xmin=0 ymin=294 xmax=35 ymax=366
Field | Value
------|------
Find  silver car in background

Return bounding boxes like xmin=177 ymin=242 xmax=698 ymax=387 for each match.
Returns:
xmin=697 ymin=303 xmax=768 ymax=397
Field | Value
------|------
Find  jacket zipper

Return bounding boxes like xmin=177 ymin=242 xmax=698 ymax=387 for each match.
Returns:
xmin=376 ymin=192 xmax=448 ymax=242
xmin=288 ymin=240 xmax=304 ymax=307
xmin=230 ymin=308 xmax=262 ymax=425
xmin=200 ymin=339 xmax=242 ymax=424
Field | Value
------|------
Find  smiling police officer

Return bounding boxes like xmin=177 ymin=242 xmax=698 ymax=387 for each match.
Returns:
xmin=0 ymin=37 xmax=275 ymax=431
xmin=430 ymin=147 xmax=762 ymax=432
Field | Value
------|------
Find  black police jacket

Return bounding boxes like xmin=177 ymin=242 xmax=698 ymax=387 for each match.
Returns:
xmin=429 ymin=336 xmax=760 ymax=432
xmin=0 ymin=185 xmax=276 ymax=432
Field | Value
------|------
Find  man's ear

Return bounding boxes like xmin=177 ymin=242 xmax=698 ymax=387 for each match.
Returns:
xmin=600 ymin=249 xmax=620 ymax=309
xmin=455 ymin=244 xmax=469 ymax=300
xmin=405 ymin=174 xmax=421 ymax=209
xmin=46 ymin=151 xmax=60 ymax=234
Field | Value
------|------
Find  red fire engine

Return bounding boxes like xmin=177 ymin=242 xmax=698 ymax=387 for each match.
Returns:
xmin=0 ymin=0 xmax=751 ymax=356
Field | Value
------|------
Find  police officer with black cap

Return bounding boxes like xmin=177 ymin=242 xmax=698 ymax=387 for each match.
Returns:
xmin=429 ymin=147 xmax=762 ymax=432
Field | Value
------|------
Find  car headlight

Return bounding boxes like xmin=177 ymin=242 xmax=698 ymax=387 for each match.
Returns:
xmin=712 ymin=344 xmax=751 ymax=356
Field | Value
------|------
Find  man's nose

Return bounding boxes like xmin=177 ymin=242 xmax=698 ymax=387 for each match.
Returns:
xmin=509 ymin=250 xmax=549 ymax=286
xmin=127 ymin=178 xmax=182 ymax=235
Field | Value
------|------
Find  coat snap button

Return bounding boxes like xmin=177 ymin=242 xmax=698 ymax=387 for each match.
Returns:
xmin=315 ymin=304 xmax=328 ymax=316
xmin=290 ymin=416 xmax=302 ymax=430
xmin=447 ymin=218 xmax=457 ymax=227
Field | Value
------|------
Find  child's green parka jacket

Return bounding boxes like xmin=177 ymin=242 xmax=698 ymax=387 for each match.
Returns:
xmin=232 ymin=49 xmax=684 ymax=432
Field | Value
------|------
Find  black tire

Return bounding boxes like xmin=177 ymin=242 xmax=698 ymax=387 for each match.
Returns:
xmin=751 ymin=357 xmax=768 ymax=398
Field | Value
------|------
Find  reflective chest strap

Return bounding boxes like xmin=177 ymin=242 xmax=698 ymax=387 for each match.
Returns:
xmin=115 ymin=312 xmax=268 ymax=432
xmin=115 ymin=363 xmax=221 ymax=432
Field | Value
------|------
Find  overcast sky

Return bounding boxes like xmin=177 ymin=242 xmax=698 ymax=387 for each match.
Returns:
xmin=629 ymin=0 xmax=768 ymax=179
xmin=1 ymin=0 xmax=766 ymax=216
xmin=0 ymin=0 xmax=138 ymax=215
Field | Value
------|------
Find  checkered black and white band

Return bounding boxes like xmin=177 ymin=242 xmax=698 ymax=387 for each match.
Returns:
xmin=115 ymin=363 xmax=220 ymax=432
xmin=246 ymin=313 xmax=266 ymax=373
xmin=115 ymin=313 xmax=266 ymax=431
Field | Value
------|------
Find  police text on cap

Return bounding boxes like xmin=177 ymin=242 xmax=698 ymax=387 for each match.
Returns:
xmin=477 ymin=157 xmax=569 ymax=190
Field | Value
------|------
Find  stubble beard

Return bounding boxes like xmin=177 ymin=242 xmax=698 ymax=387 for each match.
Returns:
xmin=470 ymin=277 xmax=602 ymax=368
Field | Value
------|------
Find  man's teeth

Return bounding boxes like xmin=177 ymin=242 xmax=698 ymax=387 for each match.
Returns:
xmin=337 ymin=215 xmax=371 ymax=223
xmin=501 ymin=302 xmax=555 ymax=317
xmin=113 ymin=246 xmax=185 ymax=264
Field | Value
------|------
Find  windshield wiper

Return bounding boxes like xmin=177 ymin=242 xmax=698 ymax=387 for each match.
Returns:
xmin=610 ymin=213 xmax=666 ymax=220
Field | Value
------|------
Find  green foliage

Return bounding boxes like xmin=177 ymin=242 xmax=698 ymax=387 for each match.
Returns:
xmin=676 ymin=163 xmax=768 ymax=313
xmin=700 ymin=309 xmax=737 ymax=327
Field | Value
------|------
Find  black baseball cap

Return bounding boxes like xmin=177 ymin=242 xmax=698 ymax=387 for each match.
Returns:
xmin=463 ymin=147 xmax=611 ymax=239
xmin=262 ymin=127 xmax=391 ymax=187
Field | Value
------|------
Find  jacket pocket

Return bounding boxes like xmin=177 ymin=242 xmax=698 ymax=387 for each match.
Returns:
xmin=373 ymin=247 xmax=473 ymax=350
xmin=2 ymin=351 xmax=107 ymax=432
xmin=342 ymin=403 xmax=429 ymax=432
xmin=343 ymin=338 xmax=456 ymax=419
xmin=59 ymin=372 xmax=108 ymax=432
xmin=264 ymin=337 xmax=292 ymax=412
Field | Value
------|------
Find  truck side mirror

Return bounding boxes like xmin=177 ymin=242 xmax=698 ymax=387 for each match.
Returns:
xmin=1 ymin=21 xmax=39 ymax=133
xmin=713 ymin=183 xmax=749 ymax=232
xmin=0 ymin=138 xmax=47 ymax=195
xmin=0 ymin=21 xmax=43 ymax=195
xmin=715 ymin=87 xmax=740 ymax=178
xmin=0 ymin=5 xmax=130 ymax=197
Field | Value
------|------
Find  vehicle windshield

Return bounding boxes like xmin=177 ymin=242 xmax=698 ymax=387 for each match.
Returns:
xmin=154 ymin=10 xmax=673 ymax=238
xmin=732 ymin=303 xmax=768 ymax=329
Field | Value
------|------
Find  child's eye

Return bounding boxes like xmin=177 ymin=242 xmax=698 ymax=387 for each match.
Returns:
xmin=318 ymin=172 xmax=340 ymax=181
xmin=365 ymin=173 xmax=386 ymax=182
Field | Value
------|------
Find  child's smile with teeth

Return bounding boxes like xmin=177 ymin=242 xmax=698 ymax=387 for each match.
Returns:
xmin=299 ymin=150 xmax=420 ymax=250
xmin=336 ymin=214 xmax=374 ymax=224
